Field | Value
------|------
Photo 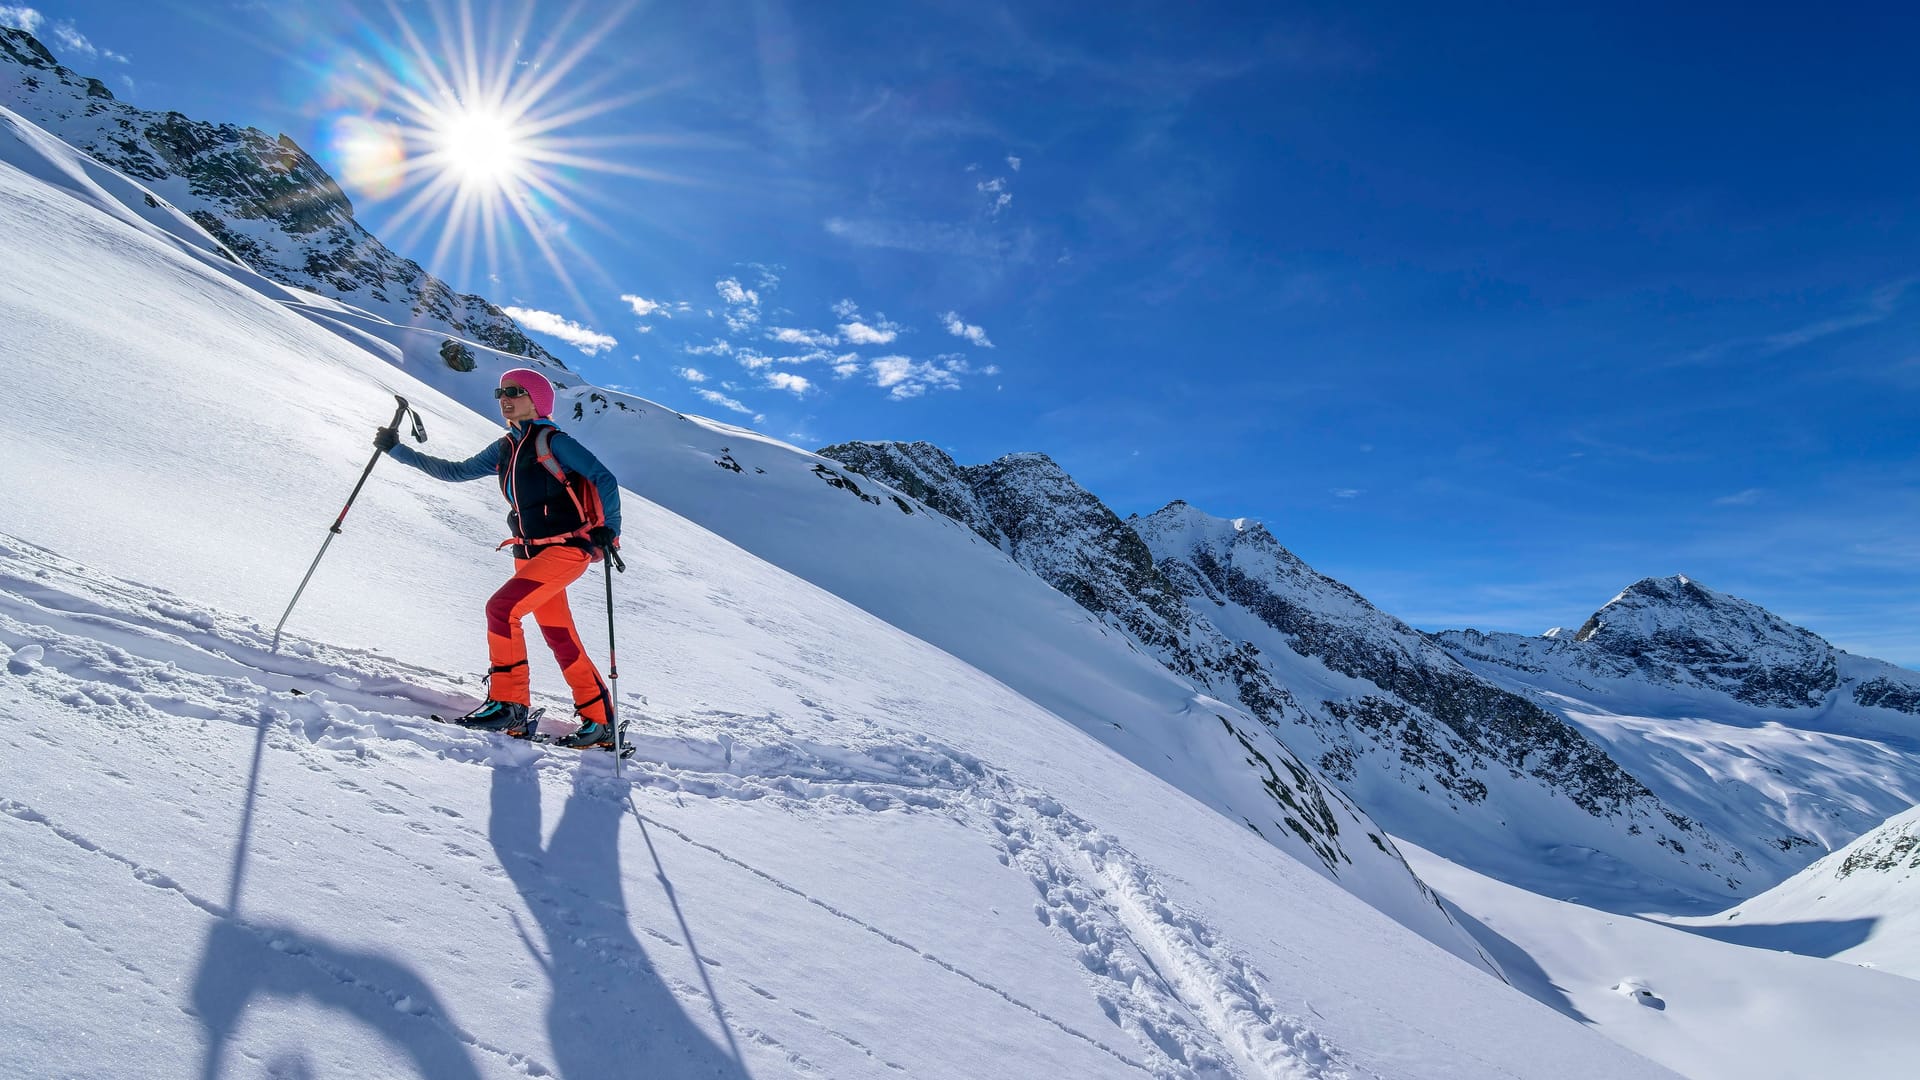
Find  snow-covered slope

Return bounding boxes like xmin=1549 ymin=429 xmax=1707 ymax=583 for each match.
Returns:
xmin=1439 ymin=579 xmax=1920 ymax=893
xmin=0 ymin=98 xmax=1699 ymax=1077
xmin=819 ymin=442 xmax=1748 ymax=907
xmin=0 ymin=26 xmax=561 ymax=367
xmin=1403 ymin=839 xmax=1920 ymax=1080
xmin=1661 ymin=805 xmax=1920 ymax=981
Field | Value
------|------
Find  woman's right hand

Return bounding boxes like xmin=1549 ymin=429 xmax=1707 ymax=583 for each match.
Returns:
xmin=373 ymin=427 xmax=398 ymax=452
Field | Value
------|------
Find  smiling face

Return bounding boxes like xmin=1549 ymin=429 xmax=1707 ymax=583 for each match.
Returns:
xmin=498 ymin=385 xmax=538 ymax=424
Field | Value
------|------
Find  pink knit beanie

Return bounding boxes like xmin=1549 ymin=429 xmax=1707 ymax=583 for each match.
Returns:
xmin=499 ymin=368 xmax=555 ymax=418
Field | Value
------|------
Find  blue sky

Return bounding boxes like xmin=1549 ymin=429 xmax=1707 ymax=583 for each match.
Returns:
xmin=12 ymin=1 xmax=1920 ymax=664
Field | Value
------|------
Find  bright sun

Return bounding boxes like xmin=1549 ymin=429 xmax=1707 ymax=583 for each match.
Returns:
xmin=323 ymin=0 xmax=669 ymax=304
xmin=434 ymin=106 xmax=525 ymax=187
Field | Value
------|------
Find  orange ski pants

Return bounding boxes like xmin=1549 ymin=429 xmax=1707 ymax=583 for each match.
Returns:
xmin=485 ymin=546 xmax=609 ymax=723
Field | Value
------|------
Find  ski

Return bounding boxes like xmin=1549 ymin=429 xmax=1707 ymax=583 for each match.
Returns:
xmin=428 ymin=706 xmax=546 ymax=738
xmin=425 ymin=708 xmax=632 ymax=756
xmin=529 ymin=721 xmax=635 ymax=757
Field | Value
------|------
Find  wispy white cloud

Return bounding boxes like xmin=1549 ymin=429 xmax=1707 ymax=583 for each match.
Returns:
xmin=501 ymin=306 xmax=616 ymax=355
xmin=1331 ymin=489 xmax=1363 ymax=499
xmin=49 ymin=20 xmax=128 ymax=63
xmin=1714 ymin=488 xmax=1766 ymax=507
xmin=829 ymin=299 xmax=902 ymax=345
xmin=692 ymin=388 xmax=752 ymax=415
xmin=868 ymin=354 xmax=974 ymax=400
xmin=745 ymin=262 xmax=782 ymax=290
xmin=940 ymin=311 xmax=993 ymax=348
xmin=766 ymin=371 xmax=811 ymax=395
xmin=735 ymin=349 xmax=776 ymax=371
xmin=832 ymin=354 xmax=861 ymax=379
xmin=824 ymin=217 xmax=1016 ymax=259
xmin=1684 ymin=278 xmax=1915 ymax=366
xmin=769 ymin=327 xmax=837 ymax=347
xmin=841 ymin=320 xmax=898 ymax=345
xmin=1006 ymin=154 xmax=1022 ymax=172
xmin=0 ymin=6 xmax=44 ymax=33
xmin=621 ymin=293 xmax=668 ymax=317
xmin=977 ymin=176 xmax=1012 ymax=215
xmin=684 ymin=339 xmax=732 ymax=356
xmin=716 ymin=276 xmax=761 ymax=333
xmin=674 ymin=367 xmax=707 ymax=383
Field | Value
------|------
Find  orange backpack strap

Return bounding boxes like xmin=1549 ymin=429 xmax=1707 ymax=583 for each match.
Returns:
xmin=496 ymin=426 xmax=602 ymax=557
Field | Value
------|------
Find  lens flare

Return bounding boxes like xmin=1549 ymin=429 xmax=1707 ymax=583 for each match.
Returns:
xmin=305 ymin=0 xmax=684 ymax=311
xmin=329 ymin=116 xmax=407 ymax=199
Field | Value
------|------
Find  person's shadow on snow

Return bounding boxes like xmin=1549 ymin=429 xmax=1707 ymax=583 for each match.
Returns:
xmin=190 ymin=919 xmax=484 ymax=1080
xmin=489 ymin=762 xmax=747 ymax=1079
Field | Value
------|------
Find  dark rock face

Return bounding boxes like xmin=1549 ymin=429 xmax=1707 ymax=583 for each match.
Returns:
xmin=1855 ymin=677 xmax=1920 ymax=714
xmin=1570 ymin=576 xmax=1839 ymax=708
xmin=822 ymin=442 xmax=1738 ymax=890
xmin=1143 ymin=506 xmax=1665 ymax=820
xmin=814 ymin=441 xmax=1006 ymax=548
xmin=0 ymin=26 xmax=557 ymax=366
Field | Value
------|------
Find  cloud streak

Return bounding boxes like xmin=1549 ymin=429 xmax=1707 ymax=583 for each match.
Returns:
xmin=501 ymin=306 xmax=616 ymax=355
xmin=941 ymin=311 xmax=993 ymax=348
xmin=692 ymin=388 xmax=753 ymax=414
xmin=621 ymin=293 xmax=668 ymax=317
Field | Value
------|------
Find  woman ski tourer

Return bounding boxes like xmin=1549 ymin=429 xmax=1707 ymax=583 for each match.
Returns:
xmin=374 ymin=367 xmax=622 ymax=748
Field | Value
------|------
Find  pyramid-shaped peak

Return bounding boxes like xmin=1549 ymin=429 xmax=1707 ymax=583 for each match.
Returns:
xmin=1569 ymin=575 xmax=1838 ymax=708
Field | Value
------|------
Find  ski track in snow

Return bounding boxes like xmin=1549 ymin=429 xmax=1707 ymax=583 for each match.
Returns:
xmin=0 ymin=536 xmax=1359 ymax=1080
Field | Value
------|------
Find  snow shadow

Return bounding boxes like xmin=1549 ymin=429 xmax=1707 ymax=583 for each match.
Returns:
xmin=1434 ymin=897 xmax=1592 ymax=1024
xmin=1673 ymin=916 xmax=1879 ymax=958
xmin=192 ymin=714 xmax=487 ymax=1079
xmin=489 ymin=763 xmax=749 ymax=1078
xmin=190 ymin=919 xmax=485 ymax=1080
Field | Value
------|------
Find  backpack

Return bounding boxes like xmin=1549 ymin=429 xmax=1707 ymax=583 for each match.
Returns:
xmin=497 ymin=426 xmax=611 ymax=562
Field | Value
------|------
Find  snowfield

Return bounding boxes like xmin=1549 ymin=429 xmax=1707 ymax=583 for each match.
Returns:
xmin=0 ymin=101 xmax=1692 ymax=1078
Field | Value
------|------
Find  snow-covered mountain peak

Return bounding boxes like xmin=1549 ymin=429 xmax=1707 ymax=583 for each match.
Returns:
xmin=1568 ymin=574 xmax=1838 ymax=708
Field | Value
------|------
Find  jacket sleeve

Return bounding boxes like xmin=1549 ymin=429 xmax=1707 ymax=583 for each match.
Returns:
xmin=549 ymin=433 xmax=623 ymax=536
xmin=387 ymin=439 xmax=501 ymax=483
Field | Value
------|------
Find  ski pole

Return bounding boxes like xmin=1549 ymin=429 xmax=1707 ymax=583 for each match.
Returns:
xmin=271 ymin=395 xmax=427 ymax=653
xmin=603 ymin=541 xmax=625 ymax=772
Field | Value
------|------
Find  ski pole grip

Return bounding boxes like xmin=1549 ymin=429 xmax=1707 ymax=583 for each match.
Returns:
xmin=605 ymin=544 xmax=626 ymax=573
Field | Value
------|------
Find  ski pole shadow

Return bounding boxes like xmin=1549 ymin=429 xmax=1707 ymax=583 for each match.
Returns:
xmin=489 ymin=761 xmax=750 ymax=1079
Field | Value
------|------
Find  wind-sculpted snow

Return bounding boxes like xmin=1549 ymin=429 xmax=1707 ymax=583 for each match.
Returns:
xmin=0 ymin=26 xmax=558 ymax=368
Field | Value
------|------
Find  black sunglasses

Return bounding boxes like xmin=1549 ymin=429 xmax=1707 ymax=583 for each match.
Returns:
xmin=493 ymin=384 xmax=530 ymax=400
